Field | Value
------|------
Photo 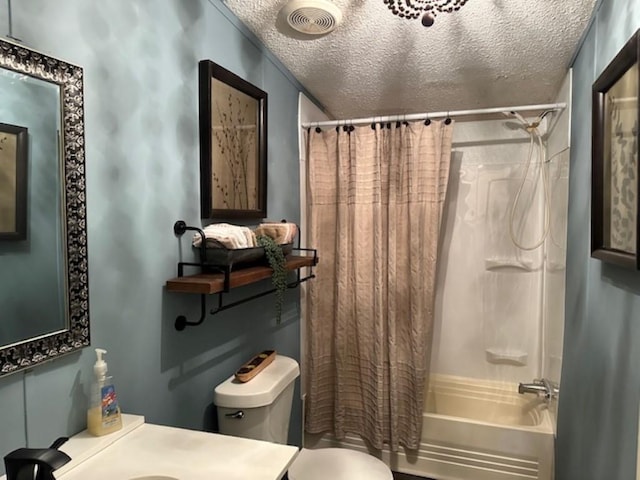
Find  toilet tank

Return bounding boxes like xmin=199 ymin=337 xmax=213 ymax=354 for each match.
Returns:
xmin=214 ymin=355 xmax=300 ymax=444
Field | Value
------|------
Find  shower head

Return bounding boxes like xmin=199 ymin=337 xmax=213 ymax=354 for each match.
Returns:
xmin=502 ymin=110 xmax=528 ymax=126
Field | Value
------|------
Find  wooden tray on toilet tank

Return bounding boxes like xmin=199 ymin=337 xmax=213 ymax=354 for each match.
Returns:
xmin=235 ymin=350 xmax=276 ymax=382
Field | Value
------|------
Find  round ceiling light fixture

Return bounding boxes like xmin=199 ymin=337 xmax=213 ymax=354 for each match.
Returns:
xmin=383 ymin=0 xmax=469 ymax=27
xmin=280 ymin=0 xmax=343 ymax=35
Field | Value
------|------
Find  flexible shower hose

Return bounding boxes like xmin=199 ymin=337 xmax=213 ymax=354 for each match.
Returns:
xmin=509 ymin=122 xmax=550 ymax=250
xmin=508 ymin=116 xmax=570 ymax=251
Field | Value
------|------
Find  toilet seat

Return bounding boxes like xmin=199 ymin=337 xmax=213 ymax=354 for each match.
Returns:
xmin=287 ymin=448 xmax=393 ymax=480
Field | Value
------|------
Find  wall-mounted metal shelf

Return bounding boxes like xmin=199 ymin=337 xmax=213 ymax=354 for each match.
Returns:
xmin=166 ymin=221 xmax=318 ymax=331
xmin=166 ymin=255 xmax=317 ymax=294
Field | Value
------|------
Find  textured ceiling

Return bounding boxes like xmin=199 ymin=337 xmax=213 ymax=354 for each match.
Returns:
xmin=222 ymin=0 xmax=598 ymax=119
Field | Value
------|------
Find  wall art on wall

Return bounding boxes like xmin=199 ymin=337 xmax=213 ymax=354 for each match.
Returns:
xmin=592 ymin=28 xmax=640 ymax=269
xmin=0 ymin=122 xmax=27 ymax=241
xmin=198 ymin=60 xmax=267 ymax=219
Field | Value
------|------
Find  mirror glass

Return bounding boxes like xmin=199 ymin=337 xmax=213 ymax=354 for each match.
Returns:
xmin=0 ymin=68 xmax=66 ymax=346
xmin=0 ymin=38 xmax=89 ymax=376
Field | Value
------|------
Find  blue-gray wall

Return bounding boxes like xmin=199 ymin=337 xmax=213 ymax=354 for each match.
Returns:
xmin=0 ymin=1 xmax=314 ymax=473
xmin=6 ymin=1 xmax=640 ymax=478
xmin=557 ymin=1 xmax=640 ymax=479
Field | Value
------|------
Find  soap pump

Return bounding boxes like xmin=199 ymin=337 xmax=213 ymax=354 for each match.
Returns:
xmin=87 ymin=348 xmax=122 ymax=436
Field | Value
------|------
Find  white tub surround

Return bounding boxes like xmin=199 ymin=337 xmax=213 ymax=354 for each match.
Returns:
xmin=305 ymin=375 xmax=554 ymax=480
xmin=0 ymin=415 xmax=298 ymax=480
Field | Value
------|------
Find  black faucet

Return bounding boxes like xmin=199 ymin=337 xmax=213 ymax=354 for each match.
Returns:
xmin=4 ymin=437 xmax=71 ymax=480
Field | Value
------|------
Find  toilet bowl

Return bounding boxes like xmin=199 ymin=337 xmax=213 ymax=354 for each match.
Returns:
xmin=287 ymin=447 xmax=392 ymax=480
xmin=214 ymin=355 xmax=392 ymax=480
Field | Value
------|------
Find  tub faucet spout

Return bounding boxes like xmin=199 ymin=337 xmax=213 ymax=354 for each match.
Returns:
xmin=518 ymin=378 xmax=559 ymax=401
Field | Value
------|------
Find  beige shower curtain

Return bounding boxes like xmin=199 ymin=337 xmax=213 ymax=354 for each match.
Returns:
xmin=304 ymin=120 xmax=454 ymax=450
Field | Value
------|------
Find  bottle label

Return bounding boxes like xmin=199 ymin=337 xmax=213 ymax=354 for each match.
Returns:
xmin=100 ymin=384 xmax=120 ymax=427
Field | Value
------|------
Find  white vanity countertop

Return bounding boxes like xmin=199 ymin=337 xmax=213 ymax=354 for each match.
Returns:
xmin=1 ymin=415 xmax=297 ymax=480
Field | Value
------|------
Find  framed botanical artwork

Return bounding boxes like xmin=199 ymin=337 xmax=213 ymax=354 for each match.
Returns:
xmin=591 ymin=29 xmax=640 ymax=269
xmin=198 ymin=60 xmax=267 ymax=219
xmin=0 ymin=122 xmax=28 ymax=241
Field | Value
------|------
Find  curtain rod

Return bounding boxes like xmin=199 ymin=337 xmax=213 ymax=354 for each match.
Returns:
xmin=301 ymin=102 xmax=567 ymax=128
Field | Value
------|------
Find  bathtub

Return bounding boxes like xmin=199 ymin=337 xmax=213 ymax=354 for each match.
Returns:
xmin=304 ymin=374 xmax=555 ymax=480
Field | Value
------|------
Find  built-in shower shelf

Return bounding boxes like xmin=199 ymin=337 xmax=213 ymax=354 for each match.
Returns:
xmin=485 ymin=348 xmax=528 ymax=366
xmin=484 ymin=257 xmax=537 ymax=271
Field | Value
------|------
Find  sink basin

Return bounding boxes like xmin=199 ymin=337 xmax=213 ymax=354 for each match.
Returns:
xmin=130 ymin=477 xmax=179 ymax=480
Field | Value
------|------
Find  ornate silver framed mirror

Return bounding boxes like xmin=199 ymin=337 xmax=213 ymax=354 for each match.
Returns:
xmin=0 ymin=38 xmax=89 ymax=376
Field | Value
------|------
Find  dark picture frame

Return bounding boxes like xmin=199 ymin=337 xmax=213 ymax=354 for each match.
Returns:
xmin=198 ymin=60 xmax=267 ymax=219
xmin=0 ymin=122 xmax=28 ymax=240
xmin=591 ymin=29 xmax=640 ymax=269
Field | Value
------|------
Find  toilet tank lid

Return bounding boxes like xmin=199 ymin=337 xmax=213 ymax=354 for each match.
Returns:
xmin=214 ymin=355 xmax=300 ymax=408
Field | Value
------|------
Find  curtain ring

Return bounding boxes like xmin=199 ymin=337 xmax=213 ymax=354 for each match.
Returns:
xmin=445 ymin=111 xmax=452 ymax=125
xmin=424 ymin=113 xmax=431 ymax=126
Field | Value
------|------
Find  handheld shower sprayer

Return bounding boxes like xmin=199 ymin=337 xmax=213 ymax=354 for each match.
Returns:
xmin=504 ymin=110 xmax=528 ymax=125
xmin=503 ymin=110 xmax=541 ymax=133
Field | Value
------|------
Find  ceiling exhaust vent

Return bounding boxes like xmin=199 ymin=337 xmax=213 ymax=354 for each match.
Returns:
xmin=280 ymin=0 xmax=342 ymax=35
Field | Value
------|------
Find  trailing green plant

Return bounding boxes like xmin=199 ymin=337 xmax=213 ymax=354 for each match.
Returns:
xmin=257 ymin=235 xmax=287 ymax=323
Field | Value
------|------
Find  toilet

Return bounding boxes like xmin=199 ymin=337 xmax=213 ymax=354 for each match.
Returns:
xmin=214 ymin=355 xmax=393 ymax=480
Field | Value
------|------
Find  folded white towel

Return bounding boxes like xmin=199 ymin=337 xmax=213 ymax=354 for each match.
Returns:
xmin=192 ymin=223 xmax=257 ymax=249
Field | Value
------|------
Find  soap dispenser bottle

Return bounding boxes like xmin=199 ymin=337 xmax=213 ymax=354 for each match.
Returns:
xmin=87 ymin=348 xmax=122 ymax=436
